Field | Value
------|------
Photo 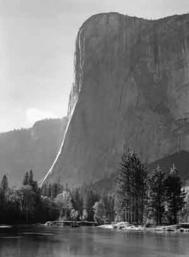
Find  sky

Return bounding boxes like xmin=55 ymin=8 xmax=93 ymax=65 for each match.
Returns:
xmin=0 ymin=0 xmax=189 ymax=132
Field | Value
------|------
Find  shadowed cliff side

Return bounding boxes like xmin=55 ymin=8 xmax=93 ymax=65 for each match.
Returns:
xmin=43 ymin=12 xmax=189 ymax=186
xmin=0 ymin=118 xmax=67 ymax=186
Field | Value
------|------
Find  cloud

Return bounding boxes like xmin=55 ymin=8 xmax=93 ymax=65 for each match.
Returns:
xmin=26 ymin=107 xmax=57 ymax=125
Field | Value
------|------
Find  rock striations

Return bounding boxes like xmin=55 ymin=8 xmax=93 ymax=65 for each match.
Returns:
xmin=43 ymin=12 xmax=189 ymax=186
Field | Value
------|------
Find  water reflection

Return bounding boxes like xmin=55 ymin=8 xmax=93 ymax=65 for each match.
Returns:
xmin=0 ymin=226 xmax=189 ymax=257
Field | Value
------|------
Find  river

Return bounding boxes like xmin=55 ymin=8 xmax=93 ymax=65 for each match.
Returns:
xmin=0 ymin=226 xmax=189 ymax=257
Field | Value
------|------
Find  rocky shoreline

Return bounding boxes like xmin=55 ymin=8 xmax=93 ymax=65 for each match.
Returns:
xmin=98 ymin=222 xmax=189 ymax=233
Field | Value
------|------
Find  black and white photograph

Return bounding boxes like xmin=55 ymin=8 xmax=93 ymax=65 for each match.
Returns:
xmin=0 ymin=0 xmax=189 ymax=256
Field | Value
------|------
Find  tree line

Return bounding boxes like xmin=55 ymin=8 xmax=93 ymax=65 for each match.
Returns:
xmin=0 ymin=171 xmax=111 ymax=225
xmin=115 ymin=151 xmax=186 ymax=225
xmin=42 ymin=183 xmax=114 ymax=224
xmin=0 ymin=170 xmax=59 ymax=224
xmin=0 ymin=150 xmax=188 ymax=225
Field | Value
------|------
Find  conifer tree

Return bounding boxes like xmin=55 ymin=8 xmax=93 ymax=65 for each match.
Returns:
xmin=102 ymin=194 xmax=115 ymax=222
xmin=83 ymin=188 xmax=99 ymax=221
xmin=71 ymin=188 xmax=83 ymax=218
xmin=1 ymin=174 xmax=8 ymax=193
xmin=164 ymin=164 xmax=186 ymax=224
xmin=48 ymin=184 xmax=52 ymax=199
xmin=52 ymin=183 xmax=58 ymax=199
xmin=116 ymin=151 xmax=147 ymax=224
xmin=41 ymin=184 xmax=48 ymax=196
xmin=0 ymin=174 xmax=9 ymax=222
xmin=23 ymin=171 xmax=29 ymax=185
xmin=148 ymin=165 xmax=166 ymax=225
xmin=29 ymin=170 xmax=34 ymax=186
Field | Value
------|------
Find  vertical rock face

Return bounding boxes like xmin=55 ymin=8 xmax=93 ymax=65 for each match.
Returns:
xmin=43 ymin=12 xmax=189 ymax=186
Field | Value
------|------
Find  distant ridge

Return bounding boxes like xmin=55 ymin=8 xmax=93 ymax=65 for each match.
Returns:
xmin=0 ymin=117 xmax=67 ymax=186
xmin=149 ymin=151 xmax=189 ymax=184
xmin=92 ymin=151 xmax=189 ymax=194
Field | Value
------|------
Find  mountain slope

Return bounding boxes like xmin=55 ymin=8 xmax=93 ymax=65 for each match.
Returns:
xmin=149 ymin=150 xmax=189 ymax=182
xmin=43 ymin=12 xmax=189 ymax=186
xmin=0 ymin=118 xmax=67 ymax=186
xmin=92 ymin=151 xmax=189 ymax=194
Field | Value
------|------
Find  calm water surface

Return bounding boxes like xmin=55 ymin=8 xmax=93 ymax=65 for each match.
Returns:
xmin=0 ymin=226 xmax=189 ymax=257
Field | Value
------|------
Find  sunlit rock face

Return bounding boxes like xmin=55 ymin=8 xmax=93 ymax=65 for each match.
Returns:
xmin=44 ymin=13 xmax=189 ymax=186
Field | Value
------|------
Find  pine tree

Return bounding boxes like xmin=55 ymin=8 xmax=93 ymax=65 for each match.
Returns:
xmin=41 ymin=184 xmax=48 ymax=196
xmin=83 ymin=188 xmax=99 ymax=221
xmin=71 ymin=188 xmax=83 ymax=218
xmin=48 ymin=184 xmax=53 ymax=199
xmin=102 ymin=194 xmax=115 ymax=222
xmin=29 ymin=170 xmax=34 ymax=186
xmin=148 ymin=165 xmax=166 ymax=225
xmin=0 ymin=174 xmax=9 ymax=223
xmin=21 ymin=185 xmax=35 ymax=223
xmin=164 ymin=164 xmax=186 ymax=224
xmin=23 ymin=171 xmax=29 ymax=185
xmin=53 ymin=183 xmax=58 ymax=198
xmin=116 ymin=151 xmax=147 ymax=224
xmin=1 ymin=174 xmax=8 ymax=193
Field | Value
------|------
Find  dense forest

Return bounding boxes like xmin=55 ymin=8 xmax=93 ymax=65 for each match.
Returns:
xmin=0 ymin=151 xmax=188 ymax=225
xmin=115 ymin=152 xmax=187 ymax=225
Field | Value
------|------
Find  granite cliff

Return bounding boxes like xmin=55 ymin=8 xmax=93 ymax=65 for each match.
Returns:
xmin=43 ymin=12 xmax=189 ymax=186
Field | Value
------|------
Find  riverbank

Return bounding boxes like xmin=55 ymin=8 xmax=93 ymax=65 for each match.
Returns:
xmin=98 ymin=222 xmax=189 ymax=233
xmin=44 ymin=220 xmax=98 ymax=227
xmin=0 ymin=225 xmax=12 ymax=228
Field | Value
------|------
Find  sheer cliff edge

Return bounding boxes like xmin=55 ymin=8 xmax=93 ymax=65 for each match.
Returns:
xmin=42 ymin=12 xmax=189 ymax=186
